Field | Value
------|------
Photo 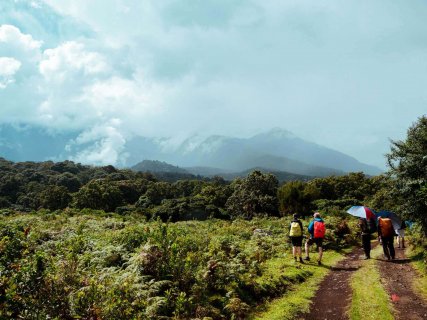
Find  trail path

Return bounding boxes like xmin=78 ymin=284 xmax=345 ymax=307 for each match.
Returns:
xmin=298 ymin=243 xmax=427 ymax=320
xmin=377 ymin=247 xmax=427 ymax=320
xmin=298 ymin=247 xmax=365 ymax=320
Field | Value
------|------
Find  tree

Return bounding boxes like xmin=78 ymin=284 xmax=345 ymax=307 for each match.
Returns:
xmin=72 ymin=179 xmax=124 ymax=212
xmin=39 ymin=185 xmax=72 ymax=210
xmin=278 ymin=181 xmax=320 ymax=216
xmin=386 ymin=115 xmax=427 ymax=234
xmin=225 ymin=170 xmax=279 ymax=219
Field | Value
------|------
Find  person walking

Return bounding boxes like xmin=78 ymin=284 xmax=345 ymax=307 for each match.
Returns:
xmin=289 ymin=214 xmax=304 ymax=263
xmin=358 ymin=218 xmax=371 ymax=259
xmin=396 ymin=220 xmax=406 ymax=249
xmin=378 ymin=216 xmax=396 ymax=260
xmin=304 ymin=212 xmax=326 ymax=265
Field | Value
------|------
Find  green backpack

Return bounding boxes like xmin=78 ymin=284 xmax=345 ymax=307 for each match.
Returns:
xmin=289 ymin=221 xmax=302 ymax=237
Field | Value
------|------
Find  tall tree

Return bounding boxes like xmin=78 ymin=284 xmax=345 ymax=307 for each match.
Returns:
xmin=226 ymin=170 xmax=279 ymax=219
xmin=386 ymin=115 xmax=427 ymax=234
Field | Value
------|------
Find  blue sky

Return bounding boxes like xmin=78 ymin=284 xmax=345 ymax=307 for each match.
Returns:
xmin=1 ymin=0 xmax=427 ymax=168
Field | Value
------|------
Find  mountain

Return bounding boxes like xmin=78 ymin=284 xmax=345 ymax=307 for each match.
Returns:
xmin=0 ymin=125 xmax=383 ymax=177
xmin=131 ymin=160 xmax=313 ymax=183
xmin=246 ymin=128 xmax=381 ymax=174
xmin=218 ymin=167 xmax=313 ymax=183
xmin=125 ymin=128 xmax=382 ymax=176
xmin=0 ymin=124 xmax=76 ymax=162
xmin=132 ymin=160 xmax=189 ymax=174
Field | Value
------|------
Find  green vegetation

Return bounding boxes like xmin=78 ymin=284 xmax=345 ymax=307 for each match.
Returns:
xmin=1 ymin=115 xmax=427 ymax=318
xmin=406 ymin=226 xmax=427 ymax=300
xmin=349 ymin=246 xmax=394 ymax=320
xmin=386 ymin=115 xmax=427 ymax=235
xmin=0 ymin=212 xmax=357 ymax=319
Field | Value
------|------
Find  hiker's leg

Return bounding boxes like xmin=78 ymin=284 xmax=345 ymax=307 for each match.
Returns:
xmin=388 ymin=237 xmax=395 ymax=259
xmin=318 ymin=246 xmax=323 ymax=262
xmin=362 ymin=235 xmax=370 ymax=258
xmin=305 ymin=240 xmax=310 ymax=258
xmin=402 ymin=237 xmax=405 ymax=248
xmin=292 ymin=246 xmax=296 ymax=257
xmin=381 ymin=237 xmax=390 ymax=259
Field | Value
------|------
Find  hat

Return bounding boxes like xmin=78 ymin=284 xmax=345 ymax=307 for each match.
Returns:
xmin=313 ymin=212 xmax=321 ymax=218
xmin=293 ymin=213 xmax=298 ymax=219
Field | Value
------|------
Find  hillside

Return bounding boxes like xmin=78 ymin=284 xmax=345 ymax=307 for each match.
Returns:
xmin=131 ymin=160 xmax=190 ymax=174
xmin=125 ymin=128 xmax=382 ymax=177
xmin=0 ymin=125 xmax=382 ymax=177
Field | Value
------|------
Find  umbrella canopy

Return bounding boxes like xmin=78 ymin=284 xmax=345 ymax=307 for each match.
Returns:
xmin=346 ymin=206 xmax=376 ymax=220
xmin=376 ymin=210 xmax=402 ymax=230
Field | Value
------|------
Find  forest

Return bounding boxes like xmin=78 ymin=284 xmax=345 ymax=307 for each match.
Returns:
xmin=1 ymin=116 xmax=426 ymax=319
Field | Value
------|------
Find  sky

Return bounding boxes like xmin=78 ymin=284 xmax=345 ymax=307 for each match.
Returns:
xmin=1 ymin=0 xmax=427 ymax=169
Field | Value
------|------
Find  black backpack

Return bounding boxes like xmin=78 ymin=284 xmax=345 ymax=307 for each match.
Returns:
xmin=367 ymin=218 xmax=377 ymax=234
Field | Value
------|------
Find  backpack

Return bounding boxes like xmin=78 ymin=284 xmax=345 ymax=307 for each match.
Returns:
xmin=289 ymin=221 xmax=302 ymax=237
xmin=379 ymin=218 xmax=394 ymax=237
xmin=367 ymin=218 xmax=377 ymax=234
xmin=313 ymin=221 xmax=325 ymax=238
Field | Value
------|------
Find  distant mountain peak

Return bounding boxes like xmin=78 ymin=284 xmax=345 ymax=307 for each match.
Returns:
xmin=252 ymin=127 xmax=296 ymax=140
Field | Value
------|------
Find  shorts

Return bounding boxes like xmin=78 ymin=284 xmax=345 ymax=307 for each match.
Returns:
xmin=306 ymin=237 xmax=323 ymax=248
xmin=291 ymin=236 xmax=303 ymax=247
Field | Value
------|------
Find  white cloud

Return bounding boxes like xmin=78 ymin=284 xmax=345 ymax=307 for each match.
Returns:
xmin=0 ymin=24 xmax=42 ymax=51
xmin=39 ymin=41 xmax=108 ymax=82
xmin=0 ymin=57 xmax=22 ymax=88
xmin=67 ymin=120 xmax=128 ymax=165
xmin=1 ymin=1 xmax=427 ymax=169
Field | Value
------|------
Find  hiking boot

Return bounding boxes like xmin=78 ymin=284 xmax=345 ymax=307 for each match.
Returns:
xmin=299 ymin=257 xmax=304 ymax=263
xmin=364 ymin=256 xmax=370 ymax=260
xmin=317 ymin=260 xmax=321 ymax=265
xmin=294 ymin=256 xmax=297 ymax=262
xmin=304 ymin=256 xmax=310 ymax=261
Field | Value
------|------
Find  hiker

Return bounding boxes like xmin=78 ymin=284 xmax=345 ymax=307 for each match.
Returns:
xmin=289 ymin=213 xmax=304 ymax=263
xmin=304 ymin=212 xmax=326 ymax=265
xmin=378 ymin=216 xmax=396 ymax=260
xmin=396 ymin=220 xmax=406 ymax=249
xmin=358 ymin=218 xmax=371 ymax=259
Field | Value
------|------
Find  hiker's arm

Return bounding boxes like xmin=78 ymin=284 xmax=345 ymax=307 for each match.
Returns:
xmin=307 ymin=221 xmax=314 ymax=234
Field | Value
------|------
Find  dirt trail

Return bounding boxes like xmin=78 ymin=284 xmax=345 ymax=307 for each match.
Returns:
xmin=298 ymin=247 xmax=365 ymax=320
xmin=377 ymin=246 xmax=427 ymax=320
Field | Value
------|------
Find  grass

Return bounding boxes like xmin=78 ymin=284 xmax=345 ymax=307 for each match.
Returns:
xmin=249 ymin=247 xmax=351 ymax=320
xmin=348 ymin=245 xmax=394 ymax=320
xmin=405 ymin=245 xmax=427 ymax=300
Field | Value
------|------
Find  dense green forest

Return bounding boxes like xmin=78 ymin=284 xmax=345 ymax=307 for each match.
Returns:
xmin=1 ymin=116 xmax=426 ymax=319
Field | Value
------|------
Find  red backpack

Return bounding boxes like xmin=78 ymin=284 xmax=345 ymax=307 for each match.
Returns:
xmin=314 ymin=221 xmax=326 ymax=238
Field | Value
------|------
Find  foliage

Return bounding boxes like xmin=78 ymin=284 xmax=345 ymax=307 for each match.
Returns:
xmin=386 ymin=115 xmax=427 ymax=234
xmin=0 ymin=212 xmax=356 ymax=319
xmin=278 ymin=181 xmax=320 ymax=216
xmin=226 ymin=171 xmax=279 ymax=219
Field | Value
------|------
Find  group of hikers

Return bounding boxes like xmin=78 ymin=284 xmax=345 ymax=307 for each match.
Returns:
xmin=289 ymin=212 xmax=406 ymax=264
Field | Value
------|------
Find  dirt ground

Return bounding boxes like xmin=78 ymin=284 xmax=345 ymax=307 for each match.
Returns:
xmin=298 ymin=242 xmax=427 ymax=320
xmin=298 ymin=247 xmax=365 ymax=320
xmin=377 ymin=246 xmax=427 ymax=320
